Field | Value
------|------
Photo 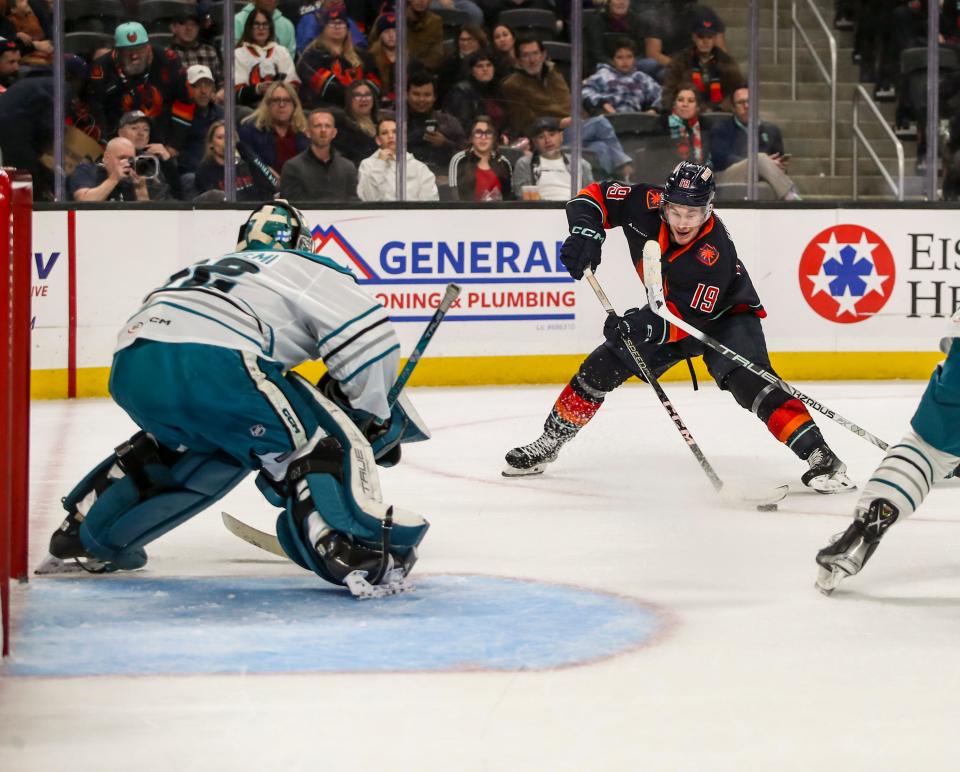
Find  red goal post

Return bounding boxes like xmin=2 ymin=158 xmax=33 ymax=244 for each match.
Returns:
xmin=1 ymin=169 xmax=32 ymax=657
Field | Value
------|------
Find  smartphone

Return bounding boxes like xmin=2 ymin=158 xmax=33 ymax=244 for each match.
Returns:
xmin=425 ymin=119 xmax=438 ymax=134
xmin=779 ymin=153 xmax=792 ymax=161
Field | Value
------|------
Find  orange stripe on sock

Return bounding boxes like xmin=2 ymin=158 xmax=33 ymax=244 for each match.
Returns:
xmin=554 ymin=384 xmax=601 ymax=427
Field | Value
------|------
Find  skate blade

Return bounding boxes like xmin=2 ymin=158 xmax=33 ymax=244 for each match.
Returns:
xmin=501 ymin=463 xmax=548 ymax=477
xmin=815 ymin=563 xmax=851 ymax=595
xmin=806 ymin=473 xmax=857 ymax=494
xmin=34 ymin=554 xmax=85 ymax=575
xmin=345 ymin=569 xmax=412 ymax=600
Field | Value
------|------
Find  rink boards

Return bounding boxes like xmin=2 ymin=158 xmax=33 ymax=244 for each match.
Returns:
xmin=27 ymin=206 xmax=956 ymax=398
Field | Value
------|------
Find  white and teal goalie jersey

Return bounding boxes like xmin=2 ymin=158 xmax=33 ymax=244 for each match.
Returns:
xmin=115 ymin=249 xmax=400 ymax=420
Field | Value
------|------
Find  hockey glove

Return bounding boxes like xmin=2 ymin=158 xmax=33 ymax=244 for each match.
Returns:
xmin=603 ymin=307 xmax=669 ymax=346
xmin=559 ymin=226 xmax=605 ymax=280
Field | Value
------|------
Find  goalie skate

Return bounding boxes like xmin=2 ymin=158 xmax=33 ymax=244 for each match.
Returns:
xmin=802 ymin=445 xmax=854 ymax=493
xmin=815 ymin=498 xmax=899 ymax=594
xmin=502 ymin=432 xmax=568 ymax=477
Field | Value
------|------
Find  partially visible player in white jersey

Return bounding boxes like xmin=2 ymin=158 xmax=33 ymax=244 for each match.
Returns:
xmin=815 ymin=309 xmax=960 ymax=594
xmin=36 ymin=200 xmax=430 ymax=597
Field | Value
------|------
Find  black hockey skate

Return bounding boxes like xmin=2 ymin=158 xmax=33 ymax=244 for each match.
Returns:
xmin=34 ymin=510 xmax=111 ymax=575
xmin=802 ymin=445 xmax=854 ymax=493
xmin=503 ymin=432 xmax=570 ymax=477
xmin=815 ymin=498 xmax=900 ymax=595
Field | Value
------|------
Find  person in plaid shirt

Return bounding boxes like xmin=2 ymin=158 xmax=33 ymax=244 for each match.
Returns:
xmin=582 ymin=38 xmax=662 ymax=116
xmin=169 ymin=5 xmax=223 ymax=101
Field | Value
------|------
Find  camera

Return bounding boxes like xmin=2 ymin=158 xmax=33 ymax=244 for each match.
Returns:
xmin=133 ymin=154 xmax=159 ymax=179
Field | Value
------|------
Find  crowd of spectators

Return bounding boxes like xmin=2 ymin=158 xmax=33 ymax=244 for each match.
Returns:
xmin=1 ymin=0 xmax=954 ymax=202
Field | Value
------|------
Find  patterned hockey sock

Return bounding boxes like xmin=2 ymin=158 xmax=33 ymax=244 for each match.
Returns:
xmin=764 ymin=396 xmax=822 ymax=458
xmin=546 ymin=375 xmax=605 ymax=439
xmin=856 ymin=427 xmax=960 ymax=518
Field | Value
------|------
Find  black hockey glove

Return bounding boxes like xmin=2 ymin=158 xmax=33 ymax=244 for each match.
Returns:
xmin=603 ymin=307 xmax=669 ymax=346
xmin=559 ymin=226 xmax=605 ymax=280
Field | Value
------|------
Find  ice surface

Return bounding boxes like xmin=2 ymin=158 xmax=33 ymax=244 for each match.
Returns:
xmin=3 ymin=381 xmax=960 ymax=771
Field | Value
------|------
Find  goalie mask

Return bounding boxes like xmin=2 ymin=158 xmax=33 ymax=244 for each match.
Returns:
xmin=236 ymin=199 xmax=314 ymax=252
xmin=661 ymin=161 xmax=715 ymax=224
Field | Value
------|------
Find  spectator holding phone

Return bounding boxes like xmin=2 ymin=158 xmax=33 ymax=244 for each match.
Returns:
xmin=709 ymin=83 xmax=801 ymax=201
xmin=235 ymin=8 xmax=299 ymax=108
xmin=68 ymin=137 xmax=150 ymax=202
xmin=405 ymin=70 xmax=466 ymax=177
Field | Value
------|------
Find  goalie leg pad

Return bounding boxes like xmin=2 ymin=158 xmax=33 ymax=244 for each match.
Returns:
xmin=58 ymin=432 xmax=248 ymax=569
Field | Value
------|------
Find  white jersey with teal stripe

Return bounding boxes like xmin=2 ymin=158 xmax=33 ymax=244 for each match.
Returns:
xmin=115 ymin=248 xmax=399 ymax=420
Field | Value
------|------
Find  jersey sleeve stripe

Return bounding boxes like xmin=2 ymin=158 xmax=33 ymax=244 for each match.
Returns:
xmin=339 ymin=343 xmax=401 ymax=384
xmin=571 ymin=183 xmax=609 ymax=227
xmin=324 ymin=316 xmax=389 ymax=359
xmin=317 ymin=305 xmax=382 ymax=347
xmin=326 ymin=330 xmax=398 ymax=371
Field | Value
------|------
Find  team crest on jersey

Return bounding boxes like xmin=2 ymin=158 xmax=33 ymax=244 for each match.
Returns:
xmin=645 ymin=189 xmax=662 ymax=209
xmin=606 ymin=183 xmax=631 ymax=200
xmin=697 ymin=244 xmax=719 ymax=266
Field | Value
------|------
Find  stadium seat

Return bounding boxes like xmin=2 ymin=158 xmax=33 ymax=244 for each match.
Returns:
xmin=698 ymin=112 xmax=734 ymax=133
xmin=714 ymin=181 xmax=777 ymax=202
xmin=64 ymin=0 xmax=123 ymax=34
xmin=435 ymin=7 xmax=472 ymax=40
xmin=139 ymin=0 xmax=195 ymax=34
xmin=543 ymin=40 xmax=571 ymax=82
xmin=63 ymin=31 xmax=113 ymax=56
xmin=497 ymin=9 xmax=558 ymax=41
xmin=607 ymin=111 xmax=662 ymax=137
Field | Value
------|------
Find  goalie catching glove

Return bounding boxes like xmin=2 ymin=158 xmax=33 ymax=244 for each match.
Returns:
xmin=559 ymin=225 xmax=605 ymax=280
xmin=603 ymin=307 xmax=670 ymax=346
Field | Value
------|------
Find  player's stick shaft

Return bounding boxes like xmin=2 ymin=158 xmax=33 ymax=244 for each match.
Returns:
xmin=583 ymin=268 xmax=725 ymax=493
xmin=387 ymin=283 xmax=461 ymax=406
xmin=641 ymin=241 xmax=889 ymax=451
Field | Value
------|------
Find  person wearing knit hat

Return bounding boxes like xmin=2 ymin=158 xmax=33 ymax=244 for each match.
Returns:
xmin=367 ymin=12 xmax=397 ymax=103
xmin=295 ymin=0 xmax=368 ymax=56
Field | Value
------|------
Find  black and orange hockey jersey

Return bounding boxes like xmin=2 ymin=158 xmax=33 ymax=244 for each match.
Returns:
xmin=567 ymin=180 xmax=765 ymax=337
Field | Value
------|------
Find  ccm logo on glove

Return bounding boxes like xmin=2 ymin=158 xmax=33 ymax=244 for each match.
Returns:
xmin=570 ymin=225 xmax=605 ymax=241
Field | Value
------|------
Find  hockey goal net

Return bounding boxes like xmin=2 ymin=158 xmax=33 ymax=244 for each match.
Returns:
xmin=1 ymin=169 xmax=32 ymax=657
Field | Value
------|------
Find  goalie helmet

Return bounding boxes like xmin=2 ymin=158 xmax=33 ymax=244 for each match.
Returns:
xmin=236 ymin=199 xmax=314 ymax=252
xmin=661 ymin=162 xmax=715 ymax=217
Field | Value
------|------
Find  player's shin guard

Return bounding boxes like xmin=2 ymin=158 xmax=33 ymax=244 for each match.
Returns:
xmin=731 ymin=375 xmax=853 ymax=492
xmin=503 ymin=375 xmax=605 ymax=476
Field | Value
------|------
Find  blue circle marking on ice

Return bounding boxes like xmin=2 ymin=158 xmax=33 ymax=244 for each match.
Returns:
xmin=5 ymin=575 xmax=665 ymax=677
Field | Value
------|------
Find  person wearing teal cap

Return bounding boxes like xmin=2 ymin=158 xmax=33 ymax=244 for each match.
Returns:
xmin=87 ymin=21 xmax=197 ymax=157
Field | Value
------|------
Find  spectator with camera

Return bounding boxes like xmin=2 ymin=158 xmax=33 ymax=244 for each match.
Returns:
xmin=511 ymin=116 xmax=593 ymax=201
xmin=406 ymin=70 xmax=466 ymax=178
xmin=68 ymin=137 xmax=152 ymax=202
xmin=235 ymin=8 xmax=300 ymax=108
xmin=88 ymin=22 xmax=196 ymax=154
xmin=357 ymin=116 xmax=439 ymax=201
xmin=115 ymin=110 xmax=178 ymax=200
xmin=279 ymin=108 xmax=359 ymax=201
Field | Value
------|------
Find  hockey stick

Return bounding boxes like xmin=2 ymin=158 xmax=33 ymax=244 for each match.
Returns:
xmin=583 ymin=268 xmax=785 ymax=506
xmin=223 ymin=284 xmax=461 ymax=557
xmin=388 ymin=283 xmax=461 ymax=405
xmin=641 ymin=241 xmax=890 ymax=451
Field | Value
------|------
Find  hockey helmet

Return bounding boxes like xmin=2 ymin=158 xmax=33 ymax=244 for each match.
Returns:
xmin=661 ymin=162 xmax=715 ymax=220
xmin=236 ymin=199 xmax=314 ymax=252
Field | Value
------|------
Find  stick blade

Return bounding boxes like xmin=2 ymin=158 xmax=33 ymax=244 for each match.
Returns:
xmin=221 ymin=511 xmax=288 ymax=558
xmin=641 ymin=240 xmax=665 ymax=311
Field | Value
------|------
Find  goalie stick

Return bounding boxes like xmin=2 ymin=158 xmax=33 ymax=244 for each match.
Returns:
xmin=584 ymin=268 xmax=785 ymax=507
xmin=222 ymin=283 xmax=462 ymax=560
xmin=641 ymin=241 xmax=890 ymax=452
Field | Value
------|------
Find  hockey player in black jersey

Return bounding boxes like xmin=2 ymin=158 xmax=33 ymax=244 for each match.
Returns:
xmin=503 ymin=161 xmax=853 ymax=492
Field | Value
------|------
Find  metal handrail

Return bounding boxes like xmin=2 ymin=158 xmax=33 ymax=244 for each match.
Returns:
xmin=852 ymin=86 xmax=904 ymax=201
xmin=791 ymin=0 xmax=836 ymax=175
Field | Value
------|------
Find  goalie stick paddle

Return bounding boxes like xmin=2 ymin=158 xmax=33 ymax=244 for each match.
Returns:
xmin=640 ymin=241 xmax=890 ymax=452
xmin=583 ymin=268 xmax=786 ymax=507
xmin=223 ymin=284 xmax=462 ymax=558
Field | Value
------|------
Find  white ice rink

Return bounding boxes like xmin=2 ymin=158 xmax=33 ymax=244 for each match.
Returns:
xmin=3 ymin=379 xmax=960 ymax=771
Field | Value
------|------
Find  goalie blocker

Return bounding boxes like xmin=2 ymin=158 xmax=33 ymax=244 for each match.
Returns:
xmin=36 ymin=201 xmax=431 ymax=592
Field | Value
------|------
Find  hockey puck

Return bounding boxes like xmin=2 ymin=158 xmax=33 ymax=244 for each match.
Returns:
xmin=756 ymin=503 xmax=779 ymax=512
